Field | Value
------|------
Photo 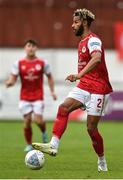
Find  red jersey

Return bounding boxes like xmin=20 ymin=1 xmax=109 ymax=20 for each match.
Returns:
xmin=12 ymin=58 xmax=51 ymax=101
xmin=77 ymin=32 xmax=113 ymax=94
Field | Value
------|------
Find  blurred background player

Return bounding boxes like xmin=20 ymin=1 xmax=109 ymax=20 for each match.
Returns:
xmin=32 ymin=9 xmax=112 ymax=171
xmin=5 ymin=39 xmax=57 ymax=152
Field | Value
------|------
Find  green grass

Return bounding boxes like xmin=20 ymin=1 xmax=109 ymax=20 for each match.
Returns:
xmin=0 ymin=120 xmax=123 ymax=179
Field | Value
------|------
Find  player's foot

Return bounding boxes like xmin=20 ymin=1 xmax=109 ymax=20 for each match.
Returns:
xmin=32 ymin=142 xmax=58 ymax=156
xmin=42 ymin=132 xmax=48 ymax=143
xmin=24 ymin=144 xmax=33 ymax=152
xmin=98 ymin=159 xmax=108 ymax=172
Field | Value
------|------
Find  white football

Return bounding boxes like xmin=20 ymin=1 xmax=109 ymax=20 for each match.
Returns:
xmin=25 ymin=150 xmax=45 ymax=170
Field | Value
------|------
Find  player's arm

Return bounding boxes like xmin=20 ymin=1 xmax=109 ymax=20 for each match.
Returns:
xmin=76 ymin=51 xmax=101 ymax=79
xmin=5 ymin=60 xmax=19 ymax=87
xmin=46 ymin=73 xmax=57 ymax=100
xmin=66 ymin=52 xmax=101 ymax=82
xmin=44 ymin=60 xmax=57 ymax=100
xmin=66 ymin=37 xmax=102 ymax=82
xmin=5 ymin=74 xmax=17 ymax=88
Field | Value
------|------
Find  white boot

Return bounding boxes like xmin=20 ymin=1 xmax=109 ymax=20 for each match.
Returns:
xmin=98 ymin=157 xmax=108 ymax=172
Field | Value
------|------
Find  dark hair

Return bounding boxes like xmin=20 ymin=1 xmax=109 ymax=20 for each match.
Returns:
xmin=73 ymin=8 xmax=95 ymax=27
xmin=24 ymin=39 xmax=38 ymax=46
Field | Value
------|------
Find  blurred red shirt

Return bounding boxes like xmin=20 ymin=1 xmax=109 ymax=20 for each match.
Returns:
xmin=12 ymin=58 xmax=51 ymax=101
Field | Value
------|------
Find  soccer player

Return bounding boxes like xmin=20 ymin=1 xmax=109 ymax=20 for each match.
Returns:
xmin=32 ymin=9 xmax=113 ymax=171
xmin=5 ymin=39 xmax=57 ymax=152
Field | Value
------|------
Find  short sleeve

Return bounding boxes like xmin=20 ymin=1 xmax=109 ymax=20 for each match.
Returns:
xmin=11 ymin=61 xmax=19 ymax=76
xmin=43 ymin=60 xmax=51 ymax=75
xmin=88 ymin=37 xmax=102 ymax=54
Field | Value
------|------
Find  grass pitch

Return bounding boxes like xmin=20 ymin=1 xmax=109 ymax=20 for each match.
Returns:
xmin=0 ymin=120 xmax=123 ymax=179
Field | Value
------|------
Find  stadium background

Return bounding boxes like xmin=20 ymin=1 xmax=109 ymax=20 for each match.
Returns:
xmin=0 ymin=1 xmax=123 ymax=179
xmin=0 ymin=0 xmax=123 ymax=120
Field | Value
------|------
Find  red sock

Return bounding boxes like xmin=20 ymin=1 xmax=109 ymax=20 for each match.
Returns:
xmin=52 ymin=106 xmax=69 ymax=139
xmin=88 ymin=128 xmax=104 ymax=157
xmin=24 ymin=127 xmax=32 ymax=144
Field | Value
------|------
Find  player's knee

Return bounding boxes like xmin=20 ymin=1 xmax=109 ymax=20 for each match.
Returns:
xmin=35 ymin=119 xmax=45 ymax=126
xmin=24 ymin=115 xmax=31 ymax=127
xmin=87 ymin=127 xmax=98 ymax=142
xmin=57 ymin=104 xmax=69 ymax=116
xmin=87 ymin=122 xmax=97 ymax=133
xmin=34 ymin=114 xmax=43 ymax=124
xmin=24 ymin=121 xmax=31 ymax=128
xmin=34 ymin=119 xmax=40 ymax=125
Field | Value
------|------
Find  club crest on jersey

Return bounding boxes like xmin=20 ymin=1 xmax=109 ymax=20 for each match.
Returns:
xmin=35 ymin=64 xmax=42 ymax=71
xmin=82 ymin=46 xmax=86 ymax=53
xmin=21 ymin=65 xmax=26 ymax=70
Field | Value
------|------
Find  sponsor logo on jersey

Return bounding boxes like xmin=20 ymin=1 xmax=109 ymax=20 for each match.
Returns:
xmin=90 ymin=42 xmax=100 ymax=47
xmin=35 ymin=64 xmax=42 ymax=71
xmin=82 ymin=46 xmax=86 ymax=53
xmin=24 ymin=68 xmax=38 ymax=81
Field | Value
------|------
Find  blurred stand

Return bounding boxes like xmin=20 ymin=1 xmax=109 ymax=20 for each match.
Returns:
xmin=0 ymin=0 xmax=123 ymax=120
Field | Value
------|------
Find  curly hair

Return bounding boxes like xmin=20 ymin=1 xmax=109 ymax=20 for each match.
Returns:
xmin=73 ymin=8 xmax=95 ymax=26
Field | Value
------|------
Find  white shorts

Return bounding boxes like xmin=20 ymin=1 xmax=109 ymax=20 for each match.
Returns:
xmin=19 ymin=100 xmax=44 ymax=116
xmin=67 ymin=87 xmax=109 ymax=116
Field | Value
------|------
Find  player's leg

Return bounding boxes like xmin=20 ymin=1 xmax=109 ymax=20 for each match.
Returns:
xmin=23 ymin=112 xmax=34 ymax=152
xmin=87 ymin=115 xmax=108 ymax=171
xmin=34 ymin=114 xmax=48 ymax=143
xmin=32 ymin=87 xmax=87 ymax=155
xmin=86 ymin=94 xmax=109 ymax=171
xmin=32 ymin=97 xmax=83 ymax=155
xmin=33 ymin=100 xmax=48 ymax=143
xmin=51 ymin=97 xmax=82 ymax=140
xmin=19 ymin=100 xmax=33 ymax=152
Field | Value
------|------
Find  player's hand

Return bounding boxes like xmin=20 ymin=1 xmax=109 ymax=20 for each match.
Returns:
xmin=51 ymin=92 xmax=57 ymax=100
xmin=65 ymin=74 xmax=80 ymax=82
xmin=5 ymin=80 xmax=12 ymax=88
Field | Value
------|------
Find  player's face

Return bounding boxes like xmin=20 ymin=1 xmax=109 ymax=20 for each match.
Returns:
xmin=72 ymin=16 xmax=84 ymax=36
xmin=25 ymin=43 xmax=37 ymax=57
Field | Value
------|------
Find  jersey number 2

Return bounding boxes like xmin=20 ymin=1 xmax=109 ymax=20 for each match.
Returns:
xmin=97 ymin=98 xmax=102 ymax=108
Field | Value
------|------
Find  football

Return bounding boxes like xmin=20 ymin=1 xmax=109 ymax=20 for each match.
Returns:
xmin=25 ymin=150 xmax=45 ymax=170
